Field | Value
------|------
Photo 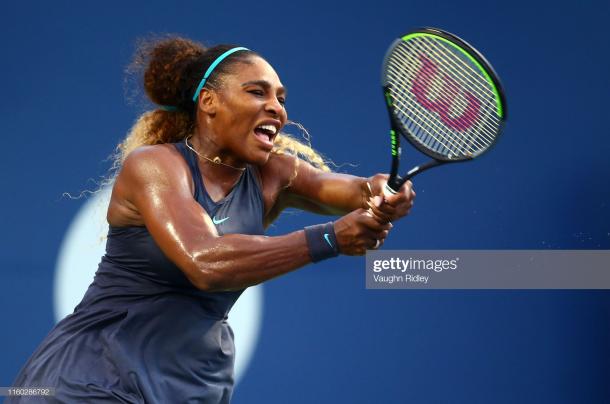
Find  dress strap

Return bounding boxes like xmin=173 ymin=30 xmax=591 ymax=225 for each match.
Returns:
xmin=173 ymin=141 xmax=204 ymax=203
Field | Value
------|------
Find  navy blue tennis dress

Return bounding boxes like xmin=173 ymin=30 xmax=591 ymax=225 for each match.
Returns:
xmin=8 ymin=141 xmax=265 ymax=403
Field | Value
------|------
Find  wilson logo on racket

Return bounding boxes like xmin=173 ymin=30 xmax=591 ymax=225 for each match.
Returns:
xmin=411 ymin=54 xmax=481 ymax=132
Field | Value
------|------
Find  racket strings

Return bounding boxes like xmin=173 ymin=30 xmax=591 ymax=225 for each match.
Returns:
xmin=407 ymin=39 xmax=502 ymax=137
xmin=392 ymin=97 xmax=488 ymax=156
xmin=391 ymin=42 xmax=501 ymax=133
xmin=385 ymin=38 xmax=501 ymax=158
xmin=386 ymin=60 xmax=499 ymax=145
xmin=392 ymin=87 xmax=496 ymax=157
xmin=390 ymin=48 xmax=501 ymax=138
xmin=387 ymin=55 xmax=499 ymax=148
xmin=393 ymin=38 xmax=500 ymax=129
xmin=386 ymin=63 xmax=497 ymax=156
xmin=408 ymin=40 xmax=500 ymax=132
xmin=390 ymin=86 xmax=496 ymax=158
xmin=412 ymin=38 xmax=496 ymax=103
xmin=387 ymin=82 xmax=480 ymax=154
xmin=390 ymin=54 xmax=493 ymax=121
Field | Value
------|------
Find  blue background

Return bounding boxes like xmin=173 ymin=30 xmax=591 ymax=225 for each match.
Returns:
xmin=2 ymin=0 xmax=609 ymax=403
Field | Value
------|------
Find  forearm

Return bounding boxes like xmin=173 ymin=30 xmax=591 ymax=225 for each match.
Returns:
xmin=191 ymin=230 xmax=312 ymax=292
xmin=290 ymin=173 xmax=371 ymax=215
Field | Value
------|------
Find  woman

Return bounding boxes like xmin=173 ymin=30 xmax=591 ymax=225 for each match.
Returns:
xmin=9 ymin=36 xmax=415 ymax=403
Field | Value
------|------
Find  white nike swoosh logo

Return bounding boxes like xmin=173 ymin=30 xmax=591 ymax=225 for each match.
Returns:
xmin=212 ymin=216 xmax=230 ymax=225
xmin=323 ymin=233 xmax=333 ymax=248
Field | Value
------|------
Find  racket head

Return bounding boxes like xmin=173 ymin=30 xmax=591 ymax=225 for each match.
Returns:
xmin=382 ymin=27 xmax=507 ymax=162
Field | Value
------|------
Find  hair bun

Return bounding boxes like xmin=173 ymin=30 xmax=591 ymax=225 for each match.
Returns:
xmin=137 ymin=36 xmax=206 ymax=109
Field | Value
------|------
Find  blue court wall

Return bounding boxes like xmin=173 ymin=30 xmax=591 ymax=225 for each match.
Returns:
xmin=1 ymin=1 xmax=609 ymax=403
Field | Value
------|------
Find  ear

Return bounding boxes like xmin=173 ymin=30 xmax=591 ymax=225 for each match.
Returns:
xmin=197 ymin=88 xmax=217 ymax=116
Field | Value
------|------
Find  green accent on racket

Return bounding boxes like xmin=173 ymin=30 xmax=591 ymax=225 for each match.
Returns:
xmin=390 ymin=129 xmax=398 ymax=156
xmin=402 ymin=32 xmax=503 ymax=118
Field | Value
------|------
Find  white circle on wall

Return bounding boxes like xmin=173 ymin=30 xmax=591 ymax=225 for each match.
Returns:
xmin=53 ymin=186 xmax=263 ymax=385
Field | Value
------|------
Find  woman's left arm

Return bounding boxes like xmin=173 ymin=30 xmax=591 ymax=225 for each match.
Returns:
xmin=282 ymin=157 xmax=415 ymax=221
xmin=284 ymin=160 xmax=369 ymax=215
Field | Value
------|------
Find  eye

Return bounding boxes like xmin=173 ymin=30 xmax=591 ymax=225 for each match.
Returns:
xmin=277 ymin=97 xmax=286 ymax=106
xmin=248 ymin=89 xmax=264 ymax=96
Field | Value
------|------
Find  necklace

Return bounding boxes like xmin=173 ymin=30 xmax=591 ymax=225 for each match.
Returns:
xmin=185 ymin=136 xmax=246 ymax=172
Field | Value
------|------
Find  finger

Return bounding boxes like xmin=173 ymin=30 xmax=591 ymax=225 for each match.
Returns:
xmin=361 ymin=214 xmax=393 ymax=232
xmin=382 ymin=187 xmax=415 ymax=208
xmin=372 ymin=195 xmax=384 ymax=208
xmin=361 ymin=225 xmax=391 ymax=246
xmin=367 ymin=234 xmax=387 ymax=250
xmin=364 ymin=206 xmax=389 ymax=224
xmin=367 ymin=238 xmax=381 ymax=250
xmin=366 ymin=201 xmax=393 ymax=223
xmin=374 ymin=201 xmax=398 ymax=217
xmin=357 ymin=227 xmax=382 ymax=248
xmin=368 ymin=195 xmax=398 ymax=214
xmin=392 ymin=180 xmax=414 ymax=201
xmin=385 ymin=186 xmax=413 ymax=205
xmin=371 ymin=228 xmax=390 ymax=240
xmin=406 ymin=182 xmax=415 ymax=200
xmin=403 ymin=180 xmax=414 ymax=193
xmin=374 ymin=193 xmax=405 ymax=209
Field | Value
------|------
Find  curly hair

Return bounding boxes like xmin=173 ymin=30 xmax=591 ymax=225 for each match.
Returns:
xmin=115 ymin=35 xmax=330 ymax=173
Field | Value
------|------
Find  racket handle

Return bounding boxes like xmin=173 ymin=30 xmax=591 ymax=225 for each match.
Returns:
xmin=385 ymin=174 xmax=403 ymax=195
xmin=383 ymin=182 xmax=398 ymax=197
xmin=390 ymin=160 xmax=448 ymax=193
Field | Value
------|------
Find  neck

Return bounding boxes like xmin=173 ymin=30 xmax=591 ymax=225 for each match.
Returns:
xmin=186 ymin=135 xmax=246 ymax=184
xmin=192 ymin=128 xmax=246 ymax=167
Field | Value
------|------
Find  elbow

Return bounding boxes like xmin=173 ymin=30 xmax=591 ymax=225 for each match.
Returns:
xmin=190 ymin=275 xmax=216 ymax=292
xmin=187 ymin=251 xmax=232 ymax=292
xmin=188 ymin=264 xmax=224 ymax=292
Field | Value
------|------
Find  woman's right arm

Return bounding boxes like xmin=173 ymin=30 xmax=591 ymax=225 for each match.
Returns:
xmin=116 ymin=146 xmax=391 ymax=292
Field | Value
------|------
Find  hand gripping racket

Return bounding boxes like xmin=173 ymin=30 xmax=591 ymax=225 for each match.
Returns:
xmin=382 ymin=27 xmax=507 ymax=195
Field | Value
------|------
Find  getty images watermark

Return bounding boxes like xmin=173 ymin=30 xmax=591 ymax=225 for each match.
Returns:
xmin=366 ymin=250 xmax=610 ymax=289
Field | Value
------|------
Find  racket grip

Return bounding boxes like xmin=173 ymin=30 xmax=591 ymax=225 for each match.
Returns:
xmin=385 ymin=174 xmax=403 ymax=195
xmin=383 ymin=182 xmax=398 ymax=197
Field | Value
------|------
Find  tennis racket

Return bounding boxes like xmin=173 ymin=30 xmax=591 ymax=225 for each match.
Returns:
xmin=381 ymin=27 xmax=507 ymax=195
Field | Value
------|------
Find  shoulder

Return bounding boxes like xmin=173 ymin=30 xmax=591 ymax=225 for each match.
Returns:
xmin=259 ymin=152 xmax=299 ymax=189
xmin=123 ymin=143 xmax=183 ymax=170
xmin=122 ymin=144 xmax=188 ymax=180
xmin=108 ymin=143 xmax=193 ymax=226
xmin=118 ymin=143 xmax=194 ymax=199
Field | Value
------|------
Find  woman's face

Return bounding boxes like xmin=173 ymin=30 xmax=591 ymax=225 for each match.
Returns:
xmin=207 ymin=56 xmax=288 ymax=166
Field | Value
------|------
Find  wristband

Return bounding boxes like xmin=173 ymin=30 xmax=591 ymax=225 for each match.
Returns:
xmin=304 ymin=222 xmax=340 ymax=262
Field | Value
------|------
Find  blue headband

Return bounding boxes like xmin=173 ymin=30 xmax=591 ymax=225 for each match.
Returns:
xmin=191 ymin=47 xmax=250 ymax=102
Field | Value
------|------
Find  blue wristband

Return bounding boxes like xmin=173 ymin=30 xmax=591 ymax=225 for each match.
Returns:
xmin=304 ymin=222 xmax=339 ymax=262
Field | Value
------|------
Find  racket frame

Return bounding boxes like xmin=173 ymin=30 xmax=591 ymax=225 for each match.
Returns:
xmin=382 ymin=27 xmax=508 ymax=194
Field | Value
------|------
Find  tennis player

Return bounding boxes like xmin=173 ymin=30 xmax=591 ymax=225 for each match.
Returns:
xmin=8 ymin=36 xmax=415 ymax=403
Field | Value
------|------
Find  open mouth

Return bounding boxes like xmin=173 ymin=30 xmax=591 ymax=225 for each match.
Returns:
xmin=254 ymin=124 xmax=278 ymax=147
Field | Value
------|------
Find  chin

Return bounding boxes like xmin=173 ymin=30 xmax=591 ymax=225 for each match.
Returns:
xmin=247 ymin=149 xmax=272 ymax=166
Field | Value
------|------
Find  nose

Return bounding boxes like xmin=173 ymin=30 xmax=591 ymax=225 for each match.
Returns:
xmin=265 ymin=97 xmax=284 ymax=117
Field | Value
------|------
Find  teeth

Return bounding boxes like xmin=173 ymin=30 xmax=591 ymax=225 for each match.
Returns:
xmin=256 ymin=124 xmax=277 ymax=135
